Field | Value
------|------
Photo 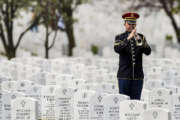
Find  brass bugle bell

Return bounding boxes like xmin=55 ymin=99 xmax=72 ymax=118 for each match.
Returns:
xmin=135 ymin=34 xmax=143 ymax=46
xmin=132 ymin=27 xmax=143 ymax=46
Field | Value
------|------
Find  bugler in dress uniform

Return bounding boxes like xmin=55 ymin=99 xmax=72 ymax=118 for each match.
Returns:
xmin=114 ymin=12 xmax=151 ymax=100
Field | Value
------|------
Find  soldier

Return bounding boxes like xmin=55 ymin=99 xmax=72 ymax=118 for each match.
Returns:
xmin=114 ymin=12 xmax=151 ymax=100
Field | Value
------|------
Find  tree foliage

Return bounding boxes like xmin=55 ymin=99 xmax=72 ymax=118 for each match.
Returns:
xmin=31 ymin=0 xmax=89 ymax=57
xmin=0 ymin=0 xmax=89 ymax=59
xmin=57 ymin=0 xmax=88 ymax=56
xmin=0 ymin=0 xmax=36 ymax=59
xmin=31 ymin=0 xmax=60 ymax=58
xmin=124 ymin=0 xmax=180 ymax=43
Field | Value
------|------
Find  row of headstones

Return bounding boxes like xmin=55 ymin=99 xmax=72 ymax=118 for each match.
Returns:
xmin=141 ymin=87 xmax=180 ymax=120
xmin=0 ymin=57 xmax=179 ymax=120
xmin=0 ymin=60 xmax=179 ymax=92
xmin=0 ymin=79 xmax=119 ymax=95
xmin=6 ymin=57 xmax=180 ymax=87
xmin=2 ymin=57 xmax=180 ymax=87
xmin=143 ymin=58 xmax=180 ymax=67
xmin=143 ymin=61 xmax=180 ymax=92
xmin=0 ymin=59 xmax=118 ymax=85
xmin=143 ymin=67 xmax=180 ymax=93
xmin=143 ymin=58 xmax=180 ymax=84
xmin=3 ymin=56 xmax=180 ymax=77
xmin=1 ymin=75 xmax=180 ymax=119
xmin=10 ymin=57 xmax=118 ymax=73
xmin=2 ymin=79 xmax=180 ymax=113
xmin=0 ymin=89 xmax=172 ymax=120
xmin=144 ymin=79 xmax=180 ymax=94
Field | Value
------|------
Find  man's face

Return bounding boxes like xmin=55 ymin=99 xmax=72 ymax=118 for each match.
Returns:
xmin=124 ymin=22 xmax=136 ymax=32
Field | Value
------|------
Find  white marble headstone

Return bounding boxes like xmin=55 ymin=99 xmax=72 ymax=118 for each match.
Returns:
xmin=56 ymin=74 xmax=74 ymax=87
xmin=0 ymin=91 xmax=2 ymax=120
xmin=69 ymin=79 xmax=85 ymax=90
xmin=103 ymin=94 xmax=130 ymax=120
xmin=25 ymin=84 xmax=42 ymax=120
xmin=55 ymin=87 xmax=75 ymax=120
xmin=165 ymin=85 xmax=180 ymax=94
xmin=82 ymin=71 xmax=96 ymax=84
xmin=78 ymin=83 xmax=96 ymax=91
xmin=94 ymin=83 xmax=118 ymax=94
xmin=31 ymin=71 xmax=48 ymax=85
xmin=71 ymin=63 xmax=85 ymax=79
xmin=89 ymin=93 xmax=108 ymax=120
xmin=45 ymin=72 xmax=60 ymax=85
xmin=2 ymin=81 xmax=17 ymax=91
xmin=16 ymin=80 xmax=34 ymax=93
xmin=2 ymin=91 xmax=24 ymax=120
xmin=0 ymin=75 xmax=12 ymax=90
xmin=11 ymin=97 xmax=38 ymax=120
xmin=41 ymin=85 xmax=57 ymax=120
xmin=149 ymin=88 xmax=173 ymax=111
xmin=74 ymin=90 xmax=96 ymax=120
xmin=119 ymin=100 xmax=147 ymax=120
xmin=141 ymin=89 xmax=151 ymax=108
xmin=144 ymin=80 xmax=164 ymax=90
xmin=172 ymin=94 xmax=180 ymax=120
xmin=142 ymin=108 xmax=171 ymax=120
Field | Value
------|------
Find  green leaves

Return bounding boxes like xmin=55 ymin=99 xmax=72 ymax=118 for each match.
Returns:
xmin=171 ymin=0 xmax=180 ymax=14
xmin=166 ymin=34 xmax=173 ymax=41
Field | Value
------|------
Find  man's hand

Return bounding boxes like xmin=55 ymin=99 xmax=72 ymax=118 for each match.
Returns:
xmin=127 ymin=29 xmax=136 ymax=40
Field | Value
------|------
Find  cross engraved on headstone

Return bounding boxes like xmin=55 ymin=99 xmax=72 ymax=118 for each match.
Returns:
xmin=143 ymin=104 xmax=147 ymax=110
xmin=11 ymin=94 xmax=16 ymax=99
xmin=113 ymin=97 xmax=119 ymax=104
xmin=98 ymin=96 xmax=102 ymax=103
xmin=178 ymin=96 xmax=180 ymax=102
xmin=62 ymin=89 xmax=67 ymax=95
xmin=62 ymin=76 xmax=65 ymax=81
xmin=23 ymin=67 xmax=26 ymax=71
xmin=152 ymin=111 xmax=158 ymax=119
xmin=102 ymin=85 xmax=106 ymax=89
xmin=86 ymin=86 xmax=90 ymax=90
xmin=21 ymin=100 xmax=26 ymax=108
xmin=157 ymin=90 xmax=162 ymax=96
xmin=83 ymin=93 xmax=87 ymax=99
xmin=12 ymin=70 xmax=16 ymax=75
xmin=112 ymin=85 xmax=115 ymax=89
xmin=21 ymin=83 xmax=25 ymax=87
xmin=52 ymin=74 xmax=55 ymax=79
xmin=152 ymin=82 xmax=155 ymax=88
xmin=175 ymin=72 xmax=178 ymax=76
xmin=169 ymin=91 xmax=172 ymax=95
xmin=8 ymin=83 xmax=12 ymax=89
xmin=75 ymin=81 xmax=79 ymax=85
xmin=14 ymin=64 xmax=17 ymax=69
xmin=50 ymin=87 xmax=54 ymax=93
xmin=32 ymin=69 xmax=35 ymax=73
xmin=74 ymin=89 xmax=78 ymax=92
xmin=42 ymin=74 xmax=45 ymax=78
xmin=129 ymin=103 xmax=135 ymax=110
xmin=33 ymin=87 xmax=38 ymax=93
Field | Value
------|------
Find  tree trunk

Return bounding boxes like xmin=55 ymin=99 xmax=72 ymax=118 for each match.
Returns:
xmin=6 ymin=47 xmax=16 ymax=59
xmin=65 ymin=23 xmax=76 ymax=56
xmin=159 ymin=0 xmax=180 ymax=43
xmin=45 ymin=25 xmax=49 ymax=59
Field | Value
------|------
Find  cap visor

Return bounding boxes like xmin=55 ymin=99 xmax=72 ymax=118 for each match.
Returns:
xmin=127 ymin=21 xmax=136 ymax=24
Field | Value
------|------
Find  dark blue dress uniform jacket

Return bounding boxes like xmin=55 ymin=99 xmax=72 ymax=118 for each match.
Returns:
xmin=114 ymin=31 xmax=151 ymax=80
